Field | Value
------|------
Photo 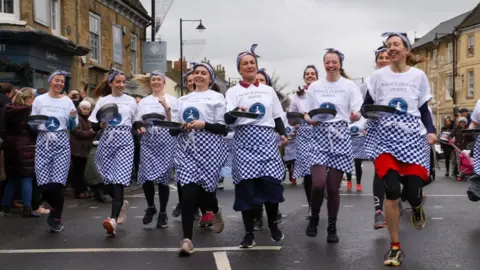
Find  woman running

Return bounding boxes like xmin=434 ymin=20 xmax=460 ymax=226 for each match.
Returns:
xmin=90 ymin=69 xmax=137 ymax=236
xmin=171 ymin=62 xmax=226 ymax=256
xmin=133 ymin=71 xmax=177 ymax=228
xmin=362 ymin=32 xmax=436 ymax=267
xmin=225 ymin=44 xmax=286 ymax=248
xmin=346 ymin=116 xmax=368 ymax=192
xmin=31 ymin=71 xmax=78 ymax=232
xmin=304 ymin=49 xmax=362 ymax=242
xmin=361 ymin=45 xmax=391 ymax=230
xmin=290 ymin=65 xmax=318 ymax=219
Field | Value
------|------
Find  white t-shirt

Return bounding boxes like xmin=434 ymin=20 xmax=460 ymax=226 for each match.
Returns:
xmin=289 ymin=92 xmax=311 ymax=113
xmin=349 ymin=116 xmax=367 ymax=136
xmin=225 ymin=83 xmax=284 ymax=128
xmin=178 ymin=90 xmax=226 ymax=125
xmin=470 ymin=100 xmax=480 ymax=124
xmin=367 ymin=66 xmax=432 ymax=134
xmin=305 ymin=77 xmax=363 ymax=123
xmin=31 ymin=94 xmax=78 ymax=132
xmin=360 ymin=76 xmax=371 ymax=99
xmin=134 ymin=94 xmax=179 ymax=123
xmin=89 ymin=94 xmax=137 ymax=127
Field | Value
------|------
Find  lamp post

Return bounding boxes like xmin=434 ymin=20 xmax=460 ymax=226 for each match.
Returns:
xmin=179 ymin=19 xmax=206 ymax=96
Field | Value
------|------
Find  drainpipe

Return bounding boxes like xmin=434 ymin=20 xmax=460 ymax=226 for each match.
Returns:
xmin=452 ymin=30 xmax=457 ymax=115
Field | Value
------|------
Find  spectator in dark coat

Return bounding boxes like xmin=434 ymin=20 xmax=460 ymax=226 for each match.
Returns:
xmin=439 ymin=117 xmax=454 ymax=176
xmin=1 ymin=88 xmax=39 ymax=217
xmin=69 ymin=100 xmax=96 ymax=198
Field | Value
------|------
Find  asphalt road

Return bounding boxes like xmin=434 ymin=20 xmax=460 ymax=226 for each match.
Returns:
xmin=1 ymin=161 xmax=479 ymax=270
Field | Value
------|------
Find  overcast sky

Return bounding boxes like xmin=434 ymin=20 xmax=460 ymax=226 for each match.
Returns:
xmin=139 ymin=0 xmax=477 ymax=92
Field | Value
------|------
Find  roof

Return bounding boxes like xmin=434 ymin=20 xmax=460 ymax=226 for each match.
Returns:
xmin=457 ymin=3 xmax=480 ymax=30
xmin=124 ymin=0 xmax=150 ymax=17
xmin=412 ymin=11 xmax=471 ymax=50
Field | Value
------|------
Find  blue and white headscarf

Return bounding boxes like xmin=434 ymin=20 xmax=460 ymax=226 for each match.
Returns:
xmin=192 ymin=62 xmax=216 ymax=87
xmin=257 ymin=68 xmax=272 ymax=86
xmin=303 ymin=65 xmax=318 ymax=78
xmin=108 ymin=68 xmax=125 ymax=83
xmin=237 ymin=44 xmax=260 ymax=71
xmin=149 ymin=70 xmax=166 ymax=82
xmin=324 ymin=48 xmax=345 ymax=67
xmin=381 ymin=32 xmax=411 ymax=50
xmin=375 ymin=45 xmax=387 ymax=59
xmin=48 ymin=71 xmax=68 ymax=84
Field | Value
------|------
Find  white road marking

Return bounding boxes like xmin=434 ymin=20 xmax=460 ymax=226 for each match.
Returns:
xmin=227 ymin=215 xmax=238 ymax=218
xmin=92 ymin=216 xmax=102 ymax=219
xmin=282 ymin=215 xmax=287 ymax=218
xmin=344 ymin=205 xmax=354 ymax=208
xmin=301 ymin=205 xmax=309 ymax=207
xmin=134 ymin=216 xmax=143 ymax=219
xmin=213 ymin=251 xmax=231 ymax=270
xmin=67 ymin=204 xmax=78 ymax=208
xmin=130 ymin=206 xmax=137 ymax=209
xmin=431 ymin=217 xmax=444 ymax=220
xmin=169 ymin=184 xmax=177 ymax=191
xmin=293 ymin=261 xmax=300 ymax=263
xmin=89 ymin=207 xmax=98 ymax=209
xmin=0 ymin=246 xmax=282 ymax=254
xmin=124 ymin=193 xmax=468 ymax=198
xmin=433 ymin=205 xmax=443 ymax=208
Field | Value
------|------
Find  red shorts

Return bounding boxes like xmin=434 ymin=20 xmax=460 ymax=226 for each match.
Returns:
xmin=374 ymin=153 xmax=429 ymax=181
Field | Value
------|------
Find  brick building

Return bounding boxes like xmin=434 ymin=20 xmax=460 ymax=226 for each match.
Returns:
xmin=0 ymin=0 xmax=150 ymax=93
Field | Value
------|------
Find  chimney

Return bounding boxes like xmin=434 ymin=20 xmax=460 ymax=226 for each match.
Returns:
xmin=414 ymin=38 xmax=420 ymax=43
xmin=167 ymin=60 xmax=173 ymax=73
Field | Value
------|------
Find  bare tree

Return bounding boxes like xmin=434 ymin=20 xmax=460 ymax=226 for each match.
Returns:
xmin=270 ymin=71 xmax=290 ymax=110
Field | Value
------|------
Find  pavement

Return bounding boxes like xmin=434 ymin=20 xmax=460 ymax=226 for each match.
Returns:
xmin=1 ymin=161 xmax=479 ymax=270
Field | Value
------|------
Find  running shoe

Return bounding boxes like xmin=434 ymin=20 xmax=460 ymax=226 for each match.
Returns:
xmin=269 ymin=222 xmax=284 ymax=242
xmin=179 ymin=239 xmax=194 ymax=256
xmin=198 ymin=212 xmax=213 ymax=227
xmin=156 ymin=212 xmax=168 ymax=228
xmin=212 ymin=208 xmax=224 ymax=233
xmin=411 ymin=204 xmax=426 ymax=230
xmin=346 ymin=181 xmax=352 ymax=192
xmin=240 ymin=233 xmax=256 ymax=248
xmin=172 ymin=203 xmax=181 ymax=218
xmin=356 ymin=184 xmax=363 ymax=192
xmin=374 ymin=210 xmax=386 ymax=230
xmin=384 ymin=247 xmax=404 ymax=267
xmin=142 ymin=207 xmax=157 ymax=225
xmin=306 ymin=215 xmax=319 ymax=237
xmin=103 ymin=218 xmax=117 ymax=236
xmin=254 ymin=217 xmax=263 ymax=231
xmin=117 ymin=200 xmax=129 ymax=224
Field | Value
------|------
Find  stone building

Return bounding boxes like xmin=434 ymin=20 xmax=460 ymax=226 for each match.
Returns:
xmin=0 ymin=0 xmax=150 ymax=93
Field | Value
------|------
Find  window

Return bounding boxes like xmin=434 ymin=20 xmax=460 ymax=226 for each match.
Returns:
xmin=0 ymin=0 xmax=20 ymax=22
xmin=89 ymin=12 xmax=101 ymax=62
xmin=445 ymin=74 xmax=453 ymax=100
xmin=468 ymin=35 xmax=475 ymax=56
xmin=468 ymin=71 xmax=474 ymax=98
xmin=112 ymin=25 xmax=123 ymax=64
xmin=33 ymin=0 xmax=61 ymax=34
xmin=431 ymin=80 xmax=437 ymax=102
xmin=447 ymin=43 xmax=453 ymax=64
xmin=130 ymin=34 xmax=138 ymax=73
xmin=432 ymin=49 xmax=438 ymax=67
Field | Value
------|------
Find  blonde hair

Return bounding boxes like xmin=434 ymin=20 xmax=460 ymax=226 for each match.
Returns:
xmin=13 ymin=87 xmax=34 ymax=105
xmin=131 ymin=74 xmax=152 ymax=93
xmin=82 ymin=97 xmax=96 ymax=107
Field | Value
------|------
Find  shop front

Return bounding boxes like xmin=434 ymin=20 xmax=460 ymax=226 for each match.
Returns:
xmin=0 ymin=29 xmax=89 ymax=89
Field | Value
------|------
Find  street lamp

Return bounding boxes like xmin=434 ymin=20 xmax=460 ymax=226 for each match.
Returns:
xmin=180 ymin=19 xmax=206 ymax=96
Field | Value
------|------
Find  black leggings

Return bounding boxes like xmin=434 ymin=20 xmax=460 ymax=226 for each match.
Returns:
xmin=181 ymin=183 xmax=219 ymax=240
xmin=383 ymin=170 xmax=423 ymax=207
xmin=303 ymin=174 xmax=312 ymax=205
xmin=311 ymin=166 xmax=343 ymax=218
xmin=104 ymin=184 xmax=124 ymax=220
xmin=373 ymin=173 xmax=384 ymax=212
xmin=242 ymin=203 xmax=279 ymax=233
xmin=346 ymin=159 xmax=363 ymax=184
xmin=142 ymin=182 xmax=170 ymax=213
xmin=41 ymin=183 xmax=64 ymax=220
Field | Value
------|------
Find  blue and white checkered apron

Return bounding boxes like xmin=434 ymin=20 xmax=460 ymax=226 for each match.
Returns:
xmin=351 ymin=135 xmax=369 ymax=160
xmin=373 ymin=114 xmax=430 ymax=173
xmin=364 ymin=119 xmax=379 ymax=160
xmin=138 ymin=126 xmax=176 ymax=185
xmin=309 ymin=121 xmax=353 ymax=173
xmin=174 ymin=130 xmax=227 ymax=192
xmin=292 ymin=124 xmax=313 ymax=178
xmin=473 ymin=137 xmax=480 ymax=174
xmin=232 ymin=125 xmax=285 ymax=184
xmin=95 ymin=126 xmax=134 ymax=186
xmin=35 ymin=131 xmax=70 ymax=186
xmin=220 ymin=137 xmax=234 ymax=177
xmin=283 ymin=139 xmax=296 ymax=162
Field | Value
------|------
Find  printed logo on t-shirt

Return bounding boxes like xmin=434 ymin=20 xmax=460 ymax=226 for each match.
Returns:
xmin=388 ymin=98 xmax=408 ymax=113
xmin=108 ymin=114 xmax=122 ymax=126
xmin=350 ymin=126 xmax=360 ymax=135
xmin=286 ymin=126 xmax=294 ymax=136
xmin=183 ymin=107 xmax=200 ymax=123
xmin=249 ymin=102 xmax=266 ymax=119
xmin=320 ymin=102 xmax=336 ymax=110
xmin=45 ymin=117 xmax=60 ymax=131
